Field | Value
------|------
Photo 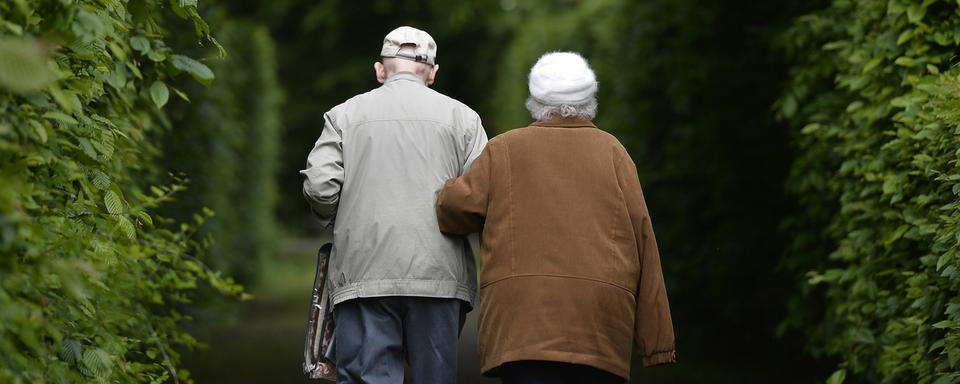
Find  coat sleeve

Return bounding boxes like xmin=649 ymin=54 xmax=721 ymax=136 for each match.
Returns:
xmin=462 ymin=114 xmax=489 ymax=174
xmin=300 ymin=112 xmax=343 ymax=228
xmin=615 ymin=150 xmax=677 ymax=367
xmin=436 ymin=144 xmax=492 ymax=235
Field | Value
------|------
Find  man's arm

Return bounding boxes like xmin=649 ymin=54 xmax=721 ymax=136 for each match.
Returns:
xmin=614 ymin=150 xmax=677 ymax=367
xmin=300 ymin=112 xmax=343 ymax=228
xmin=436 ymin=145 xmax=492 ymax=235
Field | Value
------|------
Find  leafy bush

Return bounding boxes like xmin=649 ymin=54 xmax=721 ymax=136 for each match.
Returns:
xmin=162 ymin=20 xmax=282 ymax=285
xmin=0 ymin=1 xmax=241 ymax=382
xmin=779 ymin=0 xmax=960 ymax=381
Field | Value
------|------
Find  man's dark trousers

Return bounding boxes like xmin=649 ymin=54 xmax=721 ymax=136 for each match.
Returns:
xmin=334 ymin=296 xmax=466 ymax=384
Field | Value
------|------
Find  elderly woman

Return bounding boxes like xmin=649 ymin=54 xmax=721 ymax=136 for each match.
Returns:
xmin=436 ymin=52 xmax=676 ymax=383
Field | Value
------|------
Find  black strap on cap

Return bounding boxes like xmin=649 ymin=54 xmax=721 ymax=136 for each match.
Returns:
xmin=385 ymin=51 xmax=435 ymax=65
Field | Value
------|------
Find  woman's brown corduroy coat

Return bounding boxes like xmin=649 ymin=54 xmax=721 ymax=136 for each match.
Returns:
xmin=436 ymin=117 xmax=676 ymax=379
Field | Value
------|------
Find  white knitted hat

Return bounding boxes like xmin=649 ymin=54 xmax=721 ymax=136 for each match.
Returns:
xmin=528 ymin=52 xmax=598 ymax=105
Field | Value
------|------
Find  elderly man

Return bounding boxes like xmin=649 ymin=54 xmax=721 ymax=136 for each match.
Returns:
xmin=436 ymin=52 xmax=676 ymax=383
xmin=301 ymin=26 xmax=487 ymax=384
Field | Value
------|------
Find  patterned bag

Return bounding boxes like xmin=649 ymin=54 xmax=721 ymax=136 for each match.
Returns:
xmin=303 ymin=243 xmax=336 ymax=381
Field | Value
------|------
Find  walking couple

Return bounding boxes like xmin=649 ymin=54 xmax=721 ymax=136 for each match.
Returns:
xmin=301 ymin=26 xmax=676 ymax=384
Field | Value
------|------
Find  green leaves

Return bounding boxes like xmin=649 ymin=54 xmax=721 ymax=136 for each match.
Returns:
xmin=91 ymin=170 xmax=111 ymax=191
xmin=149 ymin=81 xmax=169 ymax=108
xmin=170 ymin=0 xmax=198 ymax=18
xmin=104 ymin=191 xmax=137 ymax=239
xmin=104 ymin=191 xmax=123 ymax=215
xmin=894 ymin=56 xmax=918 ymax=67
xmin=59 ymin=339 xmax=83 ymax=365
xmin=780 ymin=1 xmax=960 ymax=382
xmin=116 ymin=216 xmax=136 ymax=239
xmin=0 ymin=1 xmax=243 ymax=383
xmin=0 ymin=37 xmax=53 ymax=94
xmin=161 ymin=22 xmax=283 ymax=292
xmin=906 ymin=3 xmax=928 ymax=24
xmin=79 ymin=348 xmax=112 ymax=378
xmin=130 ymin=36 xmax=151 ymax=54
xmin=171 ymin=54 xmax=214 ymax=85
xmin=42 ymin=111 xmax=78 ymax=125
xmin=826 ymin=369 xmax=846 ymax=384
xmin=781 ymin=95 xmax=798 ymax=118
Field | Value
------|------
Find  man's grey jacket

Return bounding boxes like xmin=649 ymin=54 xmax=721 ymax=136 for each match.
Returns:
xmin=301 ymin=72 xmax=488 ymax=307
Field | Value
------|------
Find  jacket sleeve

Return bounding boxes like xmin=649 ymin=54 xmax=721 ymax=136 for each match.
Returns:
xmin=615 ymin=150 xmax=677 ymax=367
xmin=300 ymin=112 xmax=343 ymax=228
xmin=462 ymin=114 xmax=489 ymax=174
xmin=436 ymin=144 xmax=492 ymax=235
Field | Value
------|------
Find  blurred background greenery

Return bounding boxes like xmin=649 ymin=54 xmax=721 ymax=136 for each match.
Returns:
xmin=182 ymin=0 xmax=831 ymax=382
xmin=4 ymin=0 xmax=960 ymax=383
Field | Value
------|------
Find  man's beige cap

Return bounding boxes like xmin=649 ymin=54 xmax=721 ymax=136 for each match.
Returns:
xmin=380 ymin=26 xmax=437 ymax=65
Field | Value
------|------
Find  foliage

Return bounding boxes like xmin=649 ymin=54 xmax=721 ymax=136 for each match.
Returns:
xmin=162 ymin=19 xmax=282 ymax=285
xmin=0 ymin=1 xmax=242 ymax=382
xmin=779 ymin=0 xmax=960 ymax=381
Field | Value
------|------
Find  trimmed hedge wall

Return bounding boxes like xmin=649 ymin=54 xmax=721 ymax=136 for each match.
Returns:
xmin=0 ymin=1 xmax=241 ymax=382
xmin=162 ymin=20 xmax=282 ymax=285
xmin=779 ymin=1 xmax=960 ymax=382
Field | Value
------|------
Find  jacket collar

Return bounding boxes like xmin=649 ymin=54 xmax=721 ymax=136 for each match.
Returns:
xmin=385 ymin=71 xmax=426 ymax=85
xmin=529 ymin=116 xmax=597 ymax=129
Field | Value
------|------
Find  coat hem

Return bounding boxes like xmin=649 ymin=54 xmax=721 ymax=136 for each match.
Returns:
xmin=480 ymin=350 xmax=628 ymax=380
xmin=330 ymin=279 xmax=476 ymax=308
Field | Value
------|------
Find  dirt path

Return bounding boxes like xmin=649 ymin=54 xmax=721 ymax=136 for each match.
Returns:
xmin=181 ymin=237 xmax=798 ymax=383
xmin=183 ymin=236 xmax=496 ymax=384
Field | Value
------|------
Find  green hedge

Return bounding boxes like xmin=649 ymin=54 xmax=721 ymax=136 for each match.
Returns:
xmin=779 ymin=0 xmax=960 ymax=381
xmin=0 ymin=1 xmax=241 ymax=382
xmin=162 ymin=20 xmax=282 ymax=285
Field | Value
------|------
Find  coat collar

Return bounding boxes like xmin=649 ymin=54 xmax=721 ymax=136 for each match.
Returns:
xmin=529 ymin=116 xmax=597 ymax=129
xmin=385 ymin=71 xmax=426 ymax=85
